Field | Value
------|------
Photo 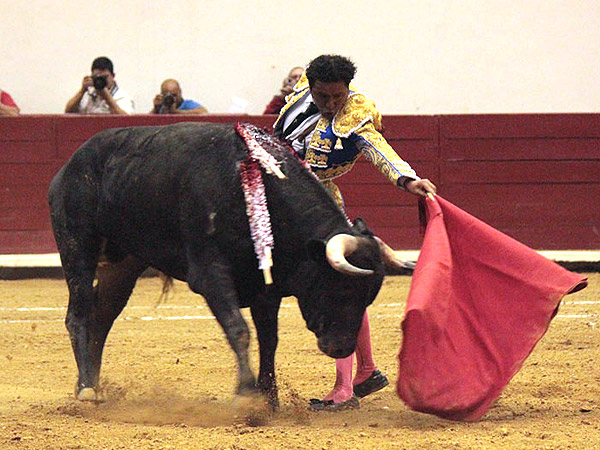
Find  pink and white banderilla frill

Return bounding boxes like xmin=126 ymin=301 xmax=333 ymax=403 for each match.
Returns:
xmin=235 ymin=123 xmax=286 ymax=285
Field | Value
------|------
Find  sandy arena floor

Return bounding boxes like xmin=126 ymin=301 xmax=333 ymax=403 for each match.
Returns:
xmin=0 ymin=274 xmax=598 ymax=450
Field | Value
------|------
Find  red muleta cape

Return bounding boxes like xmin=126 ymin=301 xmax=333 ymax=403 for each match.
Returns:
xmin=397 ymin=195 xmax=587 ymax=421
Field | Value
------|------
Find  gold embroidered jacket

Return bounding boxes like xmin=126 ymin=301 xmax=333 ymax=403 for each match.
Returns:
xmin=273 ymin=75 xmax=419 ymax=186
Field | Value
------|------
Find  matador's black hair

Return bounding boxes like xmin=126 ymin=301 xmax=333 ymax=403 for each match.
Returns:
xmin=306 ymin=54 xmax=356 ymax=88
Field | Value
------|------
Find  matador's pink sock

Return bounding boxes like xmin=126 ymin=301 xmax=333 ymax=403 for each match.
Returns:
xmin=353 ymin=310 xmax=377 ymax=386
xmin=322 ymin=353 xmax=355 ymax=403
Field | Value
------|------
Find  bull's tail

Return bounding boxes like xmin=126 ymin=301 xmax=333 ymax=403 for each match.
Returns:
xmin=155 ymin=272 xmax=174 ymax=306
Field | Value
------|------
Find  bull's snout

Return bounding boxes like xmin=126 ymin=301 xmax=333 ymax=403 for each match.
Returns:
xmin=317 ymin=336 xmax=356 ymax=359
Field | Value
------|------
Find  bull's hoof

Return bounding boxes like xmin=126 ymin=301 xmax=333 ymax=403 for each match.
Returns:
xmin=232 ymin=394 xmax=271 ymax=426
xmin=265 ymin=394 xmax=279 ymax=412
xmin=77 ymin=387 xmax=99 ymax=401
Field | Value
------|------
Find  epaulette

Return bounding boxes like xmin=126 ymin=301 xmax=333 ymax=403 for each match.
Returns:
xmin=332 ymin=92 xmax=382 ymax=138
xmin=291 ymin=72 xmax=310 ymax=94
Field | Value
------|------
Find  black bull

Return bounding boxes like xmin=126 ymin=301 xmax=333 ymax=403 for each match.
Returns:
xmin=48 ymin=122 xmax=389 ymax=406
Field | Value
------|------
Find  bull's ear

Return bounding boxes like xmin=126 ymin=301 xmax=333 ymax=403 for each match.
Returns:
xmin=307 ymin=239 xmax=327 ymax=262
xmin=352 ymin=218 xmax=374 ymax=237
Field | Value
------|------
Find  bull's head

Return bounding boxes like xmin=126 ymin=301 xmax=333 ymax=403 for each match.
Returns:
xmin=294 ymin=219 xmax=385 ymax=359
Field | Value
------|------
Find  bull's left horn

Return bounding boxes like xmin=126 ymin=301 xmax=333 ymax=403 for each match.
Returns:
xmin=325 ymin=234 xmax=374 ymax=276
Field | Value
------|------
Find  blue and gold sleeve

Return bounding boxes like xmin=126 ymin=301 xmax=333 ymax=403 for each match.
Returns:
xmin=351 ymin=122 xmax=420 ymax=187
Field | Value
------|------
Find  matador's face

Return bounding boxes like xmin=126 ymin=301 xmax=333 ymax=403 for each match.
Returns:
xmin=310 ymin=80 xmax=349 ymax=121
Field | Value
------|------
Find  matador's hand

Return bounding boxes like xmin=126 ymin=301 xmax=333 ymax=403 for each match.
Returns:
xmin=405 ymin=179 xmax=437 ymax=197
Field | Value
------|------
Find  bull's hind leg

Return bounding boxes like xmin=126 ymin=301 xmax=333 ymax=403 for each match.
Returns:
xmin=186 ymin=244 xmax=257 ymax=397
xmin=50 ymin=172 xmax=103 ymax=400
xmin=78 ymin=254 xmax=148 ymax=399
xmin=61 ymin=238 xmax=147 ymax=400
xmin=56 ymin=231 xmax=102 ymax=400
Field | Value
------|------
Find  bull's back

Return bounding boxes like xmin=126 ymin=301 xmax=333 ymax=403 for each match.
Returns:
xmin=50 ymin=122 xmax=348 ymax=283
xmin=50 ymin=123 xmax=248 ymax=276
xmin=114 ymin=123 xmax=250 ymax=266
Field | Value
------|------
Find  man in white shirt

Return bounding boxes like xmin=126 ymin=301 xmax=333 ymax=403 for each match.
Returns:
xmin=65 ymin=56 xmax=135 ymax=115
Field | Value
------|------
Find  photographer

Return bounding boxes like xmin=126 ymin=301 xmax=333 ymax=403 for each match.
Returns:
xmin=65 ymin=56 xmax=135 ymax=115
xmin=263 ymin=66 xmax=303 ymax=114
xmin=151 ymin=79 xmax=208 ymax=115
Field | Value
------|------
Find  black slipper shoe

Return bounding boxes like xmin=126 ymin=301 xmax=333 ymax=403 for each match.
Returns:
xmin=353 ymin=370 xmax=389 ymax=398
xmin=308 ymin=396 xmax=360 ymax=411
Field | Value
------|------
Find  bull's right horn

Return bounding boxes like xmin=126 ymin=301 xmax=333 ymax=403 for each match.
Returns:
xmin=375 ymin=237 xmax=416 ymax=270
xmin=325 ymin=234 xmax=374 ymax=276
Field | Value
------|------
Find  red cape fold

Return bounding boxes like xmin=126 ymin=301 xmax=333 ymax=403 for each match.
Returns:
xmin=397 ymin=195 xmax=587 ymax=421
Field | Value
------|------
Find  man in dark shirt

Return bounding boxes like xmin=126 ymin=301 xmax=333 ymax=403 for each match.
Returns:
xmin=263 ymin=66 xmax=303 ymax=114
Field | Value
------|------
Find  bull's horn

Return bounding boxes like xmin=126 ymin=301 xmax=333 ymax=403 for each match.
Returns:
xmin=374 ymin=237 xmax=416 ymax=270
xmin=325 ymin=234 xmax=374 ymax=276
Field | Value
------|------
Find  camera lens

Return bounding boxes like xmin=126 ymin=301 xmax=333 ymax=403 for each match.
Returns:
xmin=163 ymin=93 xmax=175 ymax=107
xmin=92 ymin=75 xmax=107 ymax=90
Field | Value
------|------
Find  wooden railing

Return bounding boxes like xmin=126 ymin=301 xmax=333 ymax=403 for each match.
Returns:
xmin=1 ymin=114 xmax=599 ymax=253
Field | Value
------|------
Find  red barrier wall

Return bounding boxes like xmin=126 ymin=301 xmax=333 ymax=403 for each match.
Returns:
xmin=1 ymin=114 xmax=599 ymax=254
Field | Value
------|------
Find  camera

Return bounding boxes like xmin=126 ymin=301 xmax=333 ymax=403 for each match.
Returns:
xmin=162 ymin=93 xmax=176 ymax=108
xmin=92 ymin=75 xmax=108 ymax=91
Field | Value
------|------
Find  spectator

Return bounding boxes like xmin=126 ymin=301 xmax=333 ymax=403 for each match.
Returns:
xmin=263 ymin=66 xmax=304 ymax=114
xmin=151 ymin=79 xmax=208 ymax=114
xmin=0 ymin=89 xmax=20 ymax=116
xmin=65 ymin=56 xmax=135 ymax=115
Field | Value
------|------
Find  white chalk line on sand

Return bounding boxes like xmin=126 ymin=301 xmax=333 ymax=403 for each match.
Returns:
xmin=0 ymin=305 xmax=204 ymax=312
xmin=2 ymin=314 xmax=597 ymax=324
xmin=1 ymin=298 xmax=597 ymax=324
xmin=1 ymin=312 xmax=597 ymax=324
xmin=1 ymin=315 xmax=218 ymax=324
xmin=0 ymin=305 xmax=297 ymax=324
xmin=0 ymin=303 xmax=297 ymax=312
xmin=3 ymin=300 xmax=598 ymax=314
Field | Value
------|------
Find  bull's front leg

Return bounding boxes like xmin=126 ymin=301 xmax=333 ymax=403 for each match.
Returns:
xmin=186 ymin=245 xmax=257 ymax=396
xmin=250 ymin=296 xmax=281 ymax=409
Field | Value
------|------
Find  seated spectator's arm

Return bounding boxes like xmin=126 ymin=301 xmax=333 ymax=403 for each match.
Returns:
xmin=175 ymin=105 xmax=208 ymax=115
xmin=99 ymin=88 xmax=131 ymax=115
xmin=65 ymin=90 xmax=86 ymax=113
xmin=0 ymin=102 xmax=19 ymax=116
xmin=65 ymin=76 xmax=92 ymax=113
xmin=104 ymin=96 xmax=128 ymax=115
xmin=150 ymin=94 xmax=163 ymax=114
xmin=263 ymin=95 xmax=285 ymax=114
